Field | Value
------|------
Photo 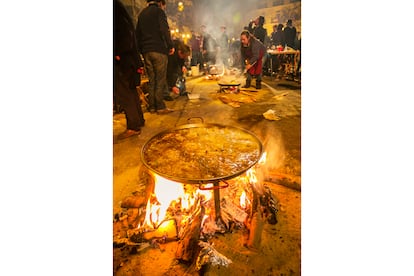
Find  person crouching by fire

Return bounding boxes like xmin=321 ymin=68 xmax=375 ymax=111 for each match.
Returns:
xmin=240 ymin=30 xmax=266 ymax=89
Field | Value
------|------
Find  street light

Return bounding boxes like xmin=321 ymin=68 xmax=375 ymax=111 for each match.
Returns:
xmin=178 ymin=1 xmax=184 ymax=12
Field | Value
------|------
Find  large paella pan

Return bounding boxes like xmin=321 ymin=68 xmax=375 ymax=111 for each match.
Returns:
xmin=141 ymin=120 xmax=263 ymax=184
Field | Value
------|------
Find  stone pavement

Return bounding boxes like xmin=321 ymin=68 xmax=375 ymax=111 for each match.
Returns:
xmin=113 ymin=72 xmax=301 ymax=214
xmin=113 ymin=71 xmax=302 ymax=275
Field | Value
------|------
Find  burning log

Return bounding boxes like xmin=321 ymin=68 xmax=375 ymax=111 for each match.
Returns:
xmin=120 ymin=195 xmax=146 ymax=209
xmin=266 ymin=172 xmax=301 ymax=191
xmin=221 ymin=198 xmax=248 ymax=229
xmin=142 ymin=219 xmax=178 ymax=240
xmin=245 ymin=190 xmax=265 ymax=249
xmin=175 ymin=204 xmax=204 ymax=262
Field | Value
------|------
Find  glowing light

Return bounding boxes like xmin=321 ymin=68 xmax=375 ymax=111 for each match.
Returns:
xmin=178 ymin=2 xmax=184 ymax=12
xmin=240 ymin=191 xmax=247 ymax=209
xmin=258 ymin=151 xmax=267 ymax=165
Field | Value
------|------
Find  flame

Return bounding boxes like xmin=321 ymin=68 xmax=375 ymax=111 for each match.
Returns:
xmin=141 ymin=173 xmax=214 ymax=230
xmin=140 ymin=152 xmax=268 ymax=232
xmin=240 ymin=191 xmax=247 ymax=209
xmin=258 ymin=151 xmax=267 ymax=165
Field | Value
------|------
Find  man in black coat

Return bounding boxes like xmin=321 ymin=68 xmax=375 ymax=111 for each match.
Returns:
xmin=284 ymin=19 xmax=297 ymax=49
xmin=114 ymin=0 xmax=145 ymax=139
xmin=166 ymin=39 xmax=191 ymax=97
xmin=136 ymin=0 xmax=175 ymax=114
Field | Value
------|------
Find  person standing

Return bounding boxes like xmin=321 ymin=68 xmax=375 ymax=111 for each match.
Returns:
xmin=283 ymin=19 xmax=297 ymax=49
xmin=136 ymin=0 xmax=175 ymax=114
xmin=200 ymin=25 xmax=217 ymax=66
xmin=240 ymin=30 xmax=266 ymax=89
xmin=114 ymin=0 xmax=145 ymax=139
xmin=217 ymin=26 xmax=229 ymax=68
xmin=270 ymin=23 xmax=286 ymax=74
xmin=248 ymin=16 xmax=267 ymax=44
xmin=189 ymin=31 xmax=202 ymax=70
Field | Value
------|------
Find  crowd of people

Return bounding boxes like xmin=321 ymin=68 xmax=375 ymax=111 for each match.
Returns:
xmin=114 ymin=0 xmax=300 ymax=139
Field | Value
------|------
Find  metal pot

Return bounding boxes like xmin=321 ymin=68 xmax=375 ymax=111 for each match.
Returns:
xmin=141 ymin=118 xmax=263 ymax=185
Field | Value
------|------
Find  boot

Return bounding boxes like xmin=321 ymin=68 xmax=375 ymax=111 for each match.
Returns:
xmin=242 ymin=80 xmax=251 ymax=88
xmin=255 ymin=80 xmax=261 ymax=89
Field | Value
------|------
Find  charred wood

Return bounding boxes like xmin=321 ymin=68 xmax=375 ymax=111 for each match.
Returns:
xmin=175 ymin=204 xmax=204 ymax=262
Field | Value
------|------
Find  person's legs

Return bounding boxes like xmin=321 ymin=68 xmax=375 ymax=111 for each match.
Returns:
xmin=143 ymin=53 xmax=156 ymax=112
xmin=255 ymin=73 xmax=262 ymax=89
xmin=114 ymin=65 xmax=144 ymax=135
xmin=152 ymin=52 xmax=168 ymax=111
xmin=243 ymin=72 xmax=252 ymax=88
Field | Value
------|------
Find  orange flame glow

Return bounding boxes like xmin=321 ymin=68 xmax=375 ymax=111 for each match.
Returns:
xmin=240 ymin=191 xmax=247 ymax=209
xmin=141 ymin=152 xmax=267 ymax=231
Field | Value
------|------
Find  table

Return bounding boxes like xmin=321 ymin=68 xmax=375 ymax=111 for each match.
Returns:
xmin=267 ymin=49 xmax=300 ymax=79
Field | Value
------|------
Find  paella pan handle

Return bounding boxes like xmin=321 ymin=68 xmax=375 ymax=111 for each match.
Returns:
xmin=187 ymin=117 xmax=204 ymax=124
xmin=198 ymin=180 xmax=229 ymax=190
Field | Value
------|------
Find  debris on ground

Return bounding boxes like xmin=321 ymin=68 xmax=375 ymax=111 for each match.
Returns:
xmin=263 ymin=109 xmax=281 ymax=121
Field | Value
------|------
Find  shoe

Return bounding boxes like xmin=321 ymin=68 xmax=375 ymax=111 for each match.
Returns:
xmin=118 ymin=129 xmax=141 ymax=140
xmin=163 ymin=96 xmax=174 ymax=101
xmin=157 ymin=108 xmax=174 ymax=115
xmin=242 ymin=80 xmax=251 ymax=88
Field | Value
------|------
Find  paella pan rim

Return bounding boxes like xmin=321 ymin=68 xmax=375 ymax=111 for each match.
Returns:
xmin=141 ymin=123 xmax=263 ymax=184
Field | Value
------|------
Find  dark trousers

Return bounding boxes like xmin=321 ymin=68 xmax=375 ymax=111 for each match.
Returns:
xmin=191 ymin=51 xmax=202 ymax=68
xmin=143 ymin=52 xmax=168 ymax=111
xmin=114 ymin=65 xmax=145 ymax=131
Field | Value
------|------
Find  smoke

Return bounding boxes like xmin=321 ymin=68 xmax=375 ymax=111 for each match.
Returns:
xmin=250 ymin=121 xmax=286 ymax=181
xmin=191 ymin=0 xmax=258 ymax=40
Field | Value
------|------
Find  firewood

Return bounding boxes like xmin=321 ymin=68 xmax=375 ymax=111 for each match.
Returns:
xmin=175 ymin=205 xmax=204 ymax=262
xmin=142 ymin=219 xmax=177 ymax=240
xmin=245 ymin=190 xmax=265 ymax=249
xmin=245 ymin=206 xmax=264 ymax=249
xmin=121 ymin=195 xmax=146 ymax=208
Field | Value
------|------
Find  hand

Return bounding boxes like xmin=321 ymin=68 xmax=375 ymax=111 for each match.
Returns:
xmin=172 ymin=86 xmax=180 ymax=95
xmin=169 ymin=48 xmax=175 ymax=55
xmin=182 ymin=66 xmax=187 ymax=74
xmin=115 ymin=55 xmax=121 ymax=61
xmin=137 ymin=67 xmax=144 ymax=74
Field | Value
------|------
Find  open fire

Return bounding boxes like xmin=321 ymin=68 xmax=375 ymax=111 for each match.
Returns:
xmin=113 ymin=151 xmax=278 ymax=270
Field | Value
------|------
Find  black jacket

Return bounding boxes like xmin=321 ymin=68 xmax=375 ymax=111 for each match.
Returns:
xmin=271 ymin=31 xmax=285 ymax=47
xmin=284 ymin=26 xmax=297 ymax=48
xmin=253 ymin=26 xmax=267 ymax=44
xmin=114 ymin=0 xmax=142 ymax=83
xmin=135 ymin=3 xmax=173 ymax=55
xmin=167 ymin=40 xmax=185 ymax=89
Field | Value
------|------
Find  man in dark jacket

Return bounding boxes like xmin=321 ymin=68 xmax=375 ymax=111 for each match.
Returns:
xmin=136 ymin=0 xmax=175 ymax=114
xmin=166 ymin=39 xmax=191 ymax=97
xmin=240 ymin=30 xmax=266 ymax=89
xmin=114 ymin=0 xmax=145 ymax=139
xmin=284 ymin=19 xmax=297 ymax=49
xmin=248 ymin=16 xmax=267 ymax=44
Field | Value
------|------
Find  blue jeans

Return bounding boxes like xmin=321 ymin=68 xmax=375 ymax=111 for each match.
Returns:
xmin=143 ymin=52 xmax=168 ymax=111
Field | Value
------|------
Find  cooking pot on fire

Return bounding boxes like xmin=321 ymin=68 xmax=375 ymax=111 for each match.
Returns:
xmin=141 ymin=118 xmax=263 ymax=186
